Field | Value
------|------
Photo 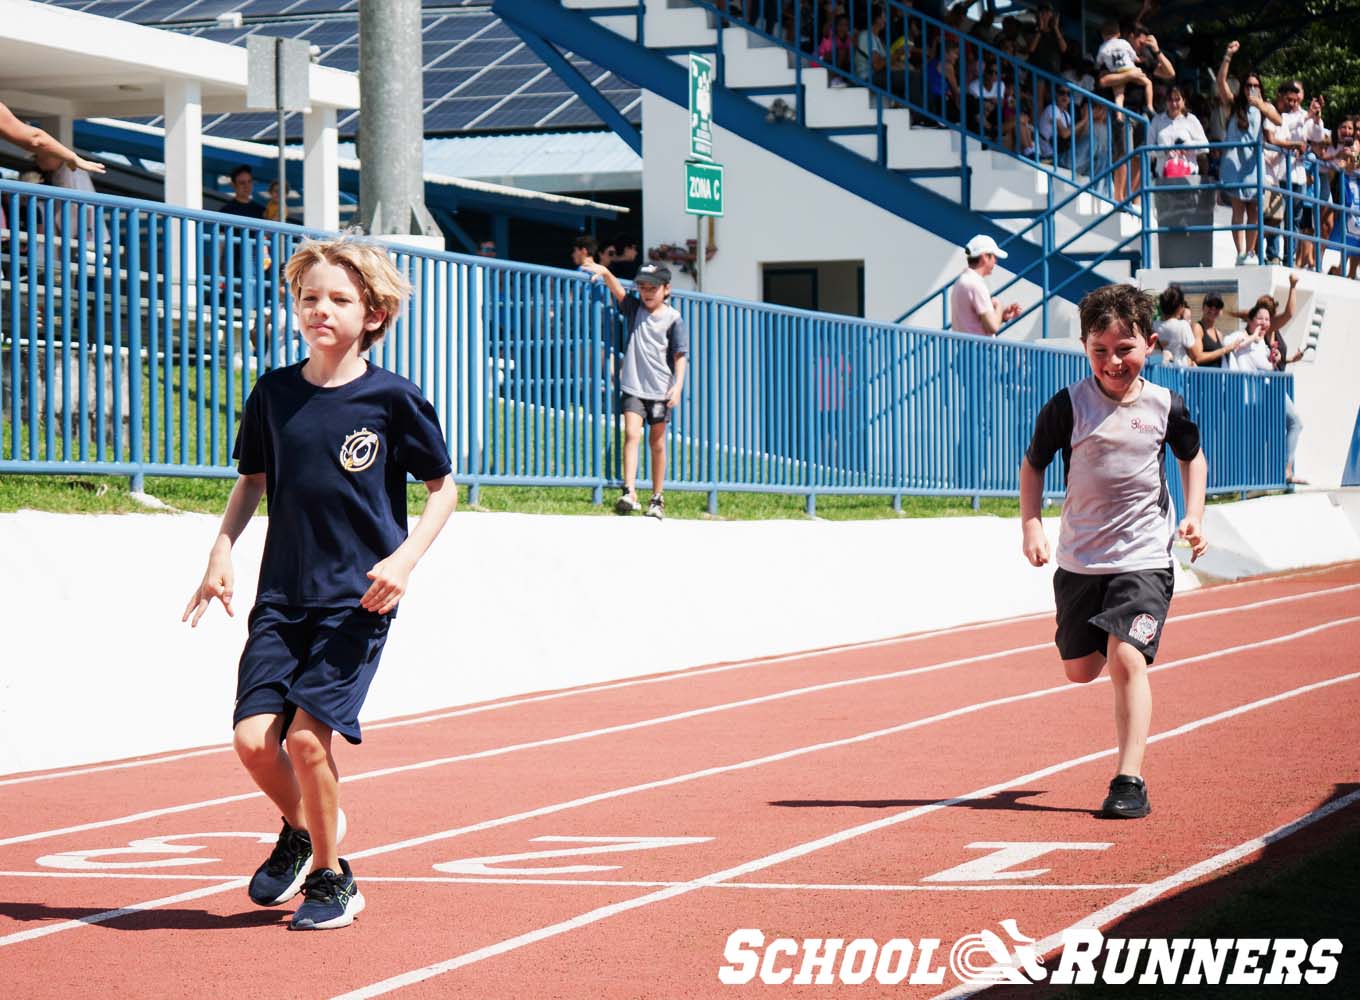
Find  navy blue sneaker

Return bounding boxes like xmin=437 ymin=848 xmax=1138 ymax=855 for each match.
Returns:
xmin=1101 ymin=774 xmax=1151 ymax=819
xmin=249 ymin=819 xmax=313 ymax=906
xmin=289 ymin=858 xmax=365 ymax=930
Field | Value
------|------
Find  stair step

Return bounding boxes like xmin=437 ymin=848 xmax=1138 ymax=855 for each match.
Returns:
xmin=644 ymin=2 xmax=716 ymax=48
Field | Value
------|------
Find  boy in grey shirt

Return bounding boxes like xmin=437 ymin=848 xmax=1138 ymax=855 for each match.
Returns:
xmin=581 ymin=262 xmax=689 ymax=518
xmin=1019 ymin=283 xmax=1207 ymax=820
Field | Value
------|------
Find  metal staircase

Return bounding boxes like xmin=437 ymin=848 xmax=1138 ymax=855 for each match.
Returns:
xmin=496 ymin=0 xmax=1149 ymax=311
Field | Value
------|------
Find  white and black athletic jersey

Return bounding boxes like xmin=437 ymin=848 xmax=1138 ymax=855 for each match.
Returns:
xmin=1025 ymin=377 xmax=1201 ymax=574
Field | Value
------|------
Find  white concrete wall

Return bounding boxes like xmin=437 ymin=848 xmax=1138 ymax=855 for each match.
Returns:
xmin=10 ymin=490 xmax=1354 ymax=779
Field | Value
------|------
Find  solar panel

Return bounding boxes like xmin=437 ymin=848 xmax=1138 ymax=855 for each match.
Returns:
xmin=29 ymin=0 xmax=643 ymax=135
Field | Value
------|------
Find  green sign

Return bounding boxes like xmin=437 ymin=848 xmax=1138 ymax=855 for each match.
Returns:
xmin=685 ymin=160 xmax=724 ymax=217
xmin=689 ymin=53 xmax=714 ymax=161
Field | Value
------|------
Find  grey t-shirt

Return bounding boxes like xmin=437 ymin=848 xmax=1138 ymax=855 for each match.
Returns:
xmin=618 ymin=294 xmax=689 ymax=400
xmin=1026 ymin=377 xmax=1201 ymax=574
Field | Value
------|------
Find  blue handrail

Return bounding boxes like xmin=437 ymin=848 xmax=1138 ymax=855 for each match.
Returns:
xmin=0 ymin=182 xmax=1293 ymax=508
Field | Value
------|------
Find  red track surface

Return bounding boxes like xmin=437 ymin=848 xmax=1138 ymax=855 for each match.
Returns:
xmin=2 ymin=564 xmax=1358 ymax=999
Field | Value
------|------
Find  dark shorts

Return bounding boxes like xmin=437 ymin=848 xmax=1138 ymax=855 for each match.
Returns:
xmin=1053 ymin=567 xmax=1175 ymax=665
xmin=234 ymin=603 xmax=392 ymax=745
xmin=622 ymin=393 xmax=669 ymax=426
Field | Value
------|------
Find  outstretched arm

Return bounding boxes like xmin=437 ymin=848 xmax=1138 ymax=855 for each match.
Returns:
xmin=579 ymin=260 xmax=628 ymax=305
xmin=0 ymin=102 xmax=105 ymax=174
xmin=1271 ymin=274 xmax=1298 ymax=332
xmin=1215 ymin=41 xmax=1238 ymax=106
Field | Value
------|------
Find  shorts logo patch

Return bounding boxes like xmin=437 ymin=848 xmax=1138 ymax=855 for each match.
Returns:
xmin=339 ymin=428 xmax=380 ymax=473
xmin=1129 ymin=613 xmax=1159 ymax=646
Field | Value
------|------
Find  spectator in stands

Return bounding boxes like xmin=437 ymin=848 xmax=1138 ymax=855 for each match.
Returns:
xmin=1189 ymin=293 xmax=1233 ymax=367
xmin=1025 ymin=3 xmax=1068 ymax=116
xmin=477 ymin=239 xmax=497 ymax=258
xmin=1227 ymin=273 xmax=1298 ymax=335
xmin=1215 ymin=43 xmax=1282 ymax=265
xmin=601 ymin=233 xmax=639 ymax=279
xmin=220 ymin=165 xmax=265 ymax=219
xmin=263 ymin=180 xmax=282 ymax=222
xmin=1263 ymin=81 xmax=1326 ymax=266
xmin=570 ymin=234 xmax=599 ymax=271
xmin=856 ymin=5 xmax=906 ymax=99
xmin=1261 ymin=311 xmax=1310 ymax=484
xmin=0 ymin=101 xmax=104 ymax=179
xmin=968 ymin=61 xmax=1009 ymax=141
xmin=819 ymin=14 xmax=853 ymax=85
xmin=1094 ymin=21 xmax=1154 ymax=117
xmin=1318 ymin=115 xmax=1354 ymax=246
xmin=33 ymin=149 xmax=98 ymax=241
xmin=1332 ymin=145 xmax=1360 ymax=277
xmin=924 ymin=41 xmax=961 ymax=125
xmin=1148 ymin=87 xmax=1208 ymax=178
xmin=1153 ymin=285 xmax=1196 ymax=366
xmin=949 ymin=234 xmax=1021 ymax=335
xmin=1038 ymin=87 xmax=1085 ymax=166
xmin=1223 ymin=303 xmax=1306 ymax=484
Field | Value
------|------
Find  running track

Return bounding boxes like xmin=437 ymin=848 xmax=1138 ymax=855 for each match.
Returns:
xmin=2 ymin=564 xmax=1358 ymax=999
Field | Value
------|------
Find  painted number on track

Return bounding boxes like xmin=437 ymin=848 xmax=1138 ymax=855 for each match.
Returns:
xmin=36 ymin=832 xmax=277 ymax=870
xmin=923 ymin=842 xmax=1113 ymax=882
xmin=435 ymin=835 xmax=713 ymax=876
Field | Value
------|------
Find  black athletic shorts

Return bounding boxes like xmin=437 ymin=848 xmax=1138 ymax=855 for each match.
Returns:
xmin=622 ymin=393 xmax=669 ymax=426
xmin=1053 ymin=567 xmax=1175 ymax=665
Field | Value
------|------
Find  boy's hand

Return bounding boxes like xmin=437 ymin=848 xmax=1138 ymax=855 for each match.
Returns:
xmin=666 ymin=384 xmax=683 ymax=409
xmin=579 ymin=261 xmax=609 ymax=279
xmin=183 ymin=557 xmax=234 ymax=627
xmin=1021 ymin=520 xmax=1051 ymax=567
xmin=1178 ymin=516 xmax=1207 ymax=561
xmin=362 ymin=554 xmax=414 ymax=615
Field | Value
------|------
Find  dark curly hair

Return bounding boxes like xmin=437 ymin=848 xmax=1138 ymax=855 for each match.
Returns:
xmin=1079 ymin=283 xmax=1155 ymax=342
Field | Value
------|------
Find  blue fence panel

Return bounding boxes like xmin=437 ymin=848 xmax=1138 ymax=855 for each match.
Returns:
xmin=0 ymin=182 xmax=1290 ymax=504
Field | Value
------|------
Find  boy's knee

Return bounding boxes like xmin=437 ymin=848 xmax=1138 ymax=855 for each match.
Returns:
xmin=234 ymin=728 xmax=279 ymax=770
xmin=284 ymin=727 xmax=330 ymax=769
xmin=1064 ymin=654 xmax=1104 ymax=684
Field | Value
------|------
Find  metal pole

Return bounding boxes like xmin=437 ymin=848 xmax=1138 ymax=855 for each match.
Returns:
xmin=359 ymin=0 xmax=437 ymax=236
xmin=275 ymin=39 xmax=287 ymax=223
xmin=695 ymin=214 xmax=705 ymax=292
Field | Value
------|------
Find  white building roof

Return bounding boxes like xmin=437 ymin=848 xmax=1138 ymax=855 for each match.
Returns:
xmin=419 ymin=131 xmax=642 ymax=194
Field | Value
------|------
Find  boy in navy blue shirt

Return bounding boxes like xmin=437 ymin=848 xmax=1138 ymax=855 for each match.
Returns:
xmin=183 ymin=234 xmax=457 ymax=929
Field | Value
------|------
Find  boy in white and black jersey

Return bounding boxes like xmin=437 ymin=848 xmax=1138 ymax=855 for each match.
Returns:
xmin=1019 ymin=283 xmax=1208 ymax=820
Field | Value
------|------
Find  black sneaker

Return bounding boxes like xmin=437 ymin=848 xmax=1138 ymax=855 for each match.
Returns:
xmin=1101 ymin=774 xmax=1151 ymax=819
xmin=289 ymin=858 xmax=365 ymax=930
xmin=248 ymin=819 xmax=313 ymax=906
xmin=645 ymin=494 xmax=665 ymax=520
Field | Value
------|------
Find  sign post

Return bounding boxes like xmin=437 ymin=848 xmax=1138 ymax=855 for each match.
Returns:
xmin=686 ymin=53 xmax=722 ymax=291
xmin=248 ymin=35 xmax=311 ymax=221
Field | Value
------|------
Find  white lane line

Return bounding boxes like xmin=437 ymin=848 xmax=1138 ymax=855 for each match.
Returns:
xmin=7 ymin=579 xmax=1353 ymax=789
xmin=3 ymin=608 xmax=1354 ymax=854
xmin=329 ymin=670 xmax=1360 ymax=998
xmin=0 ymin=879 xmax=249 ymax=947
xmin=932 ymin=785 xmax=1360 ymax=999
xmin=4 ymin=622 xmax=1356 ymax=952
xmin=0 ymin=870 xmax=1145 ymax=891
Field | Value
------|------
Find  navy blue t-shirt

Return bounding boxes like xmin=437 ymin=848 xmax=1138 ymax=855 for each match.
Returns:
xmin=234 ymin=362 xmax=452 ymax=607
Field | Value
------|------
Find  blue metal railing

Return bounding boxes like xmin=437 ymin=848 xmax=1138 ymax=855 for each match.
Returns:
xmin=0 ymin=183 xmax=1291 ymax=508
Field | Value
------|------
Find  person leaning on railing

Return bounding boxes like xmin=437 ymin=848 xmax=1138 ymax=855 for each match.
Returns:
xmin=0 ymin=100 xmax=105 ymax=236
xmin=1215 ymin=42 xmax=1282 ymax=266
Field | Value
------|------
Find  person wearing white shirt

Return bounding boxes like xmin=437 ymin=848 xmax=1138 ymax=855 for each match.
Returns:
xmin=1148 ymin=88 xmax=1209 ymax=177
xmin=1154 ymin=286 xmax=1197 ymax=366
xmin=1263 ymin=80 xmax=1328 ymax=265
xmin=1038 ymin=88 xmax=1085 ymax=166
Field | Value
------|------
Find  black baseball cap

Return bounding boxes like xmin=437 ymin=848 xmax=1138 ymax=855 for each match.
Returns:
xmin=635 ymin=263 xmax=671 ymax=285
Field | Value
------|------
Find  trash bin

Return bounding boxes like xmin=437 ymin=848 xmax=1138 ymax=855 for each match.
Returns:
xmin=1155 ymin=175 xmax=1217 ymax=268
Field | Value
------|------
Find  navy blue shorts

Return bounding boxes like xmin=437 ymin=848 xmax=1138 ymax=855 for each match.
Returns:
xmin=1053 ymin=567 xmax=1175 ymax=665
xmin=234 ymin=603 xmax=392 ymax=744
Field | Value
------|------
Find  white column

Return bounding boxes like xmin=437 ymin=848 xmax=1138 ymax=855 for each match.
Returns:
xmin=304 ymin=107 xmax=339 ymax=232
xmin=163 ymin=79 xmax=202 ymax=211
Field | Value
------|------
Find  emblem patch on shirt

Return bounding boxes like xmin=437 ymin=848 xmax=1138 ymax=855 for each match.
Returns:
xmin=339 ymin=428 xmax=380 ymax=472
xmin=1129 ymin=417 xmax=1158 ymax=434
xmin=1129 ymin=613 xmax=1159 ymax=646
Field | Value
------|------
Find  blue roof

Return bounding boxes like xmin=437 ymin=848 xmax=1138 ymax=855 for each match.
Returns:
xmin=32 ymin=1 xmax=642 ymax=139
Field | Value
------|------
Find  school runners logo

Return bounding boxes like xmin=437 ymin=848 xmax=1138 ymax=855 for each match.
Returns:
xmin=339 ymin=428 xmax=380 ymax=473
xmin=949 ymin=919 xmax=1046 ymax=984
xmin=1129 ymin=416 xmax=1159 ymax=434
xmin=1129 ymin=613 xmax=1159 ymax=645
xmin=718 ymin=925 xmax=1343 ymax=986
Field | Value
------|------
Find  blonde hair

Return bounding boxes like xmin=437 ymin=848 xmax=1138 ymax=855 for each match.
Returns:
xmin=284 ymin=233 xmax=412 ymax=351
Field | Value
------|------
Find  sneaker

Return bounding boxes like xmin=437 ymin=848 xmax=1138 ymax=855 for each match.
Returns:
xmin=615 ymin=492 xmax=641 ymax=514
xmin=248 ymin=819 xmax=313 ymax=906
xmin=1101 ymin=774 xmax=1151 ymax=819
xmin=645 ymin=494 xmax=665 ymax=520
xmin=289 ymin=858 xmax=365 ymax=930
xmin=1234 ymin=253 xmax=1248 ymax=266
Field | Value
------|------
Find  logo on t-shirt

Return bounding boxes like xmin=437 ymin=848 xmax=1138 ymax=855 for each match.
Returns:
xmin=1129 ymin=417 xmax=1159 ymax=434
xmin=339 ymin=427 xmax=380 ymax=473
xmin=1129 ymin=613 xmax=1159 ymax=646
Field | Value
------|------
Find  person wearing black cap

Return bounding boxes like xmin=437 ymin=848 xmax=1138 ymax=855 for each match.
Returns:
xmin=580 ymin=261 xmax=689 ymax=519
